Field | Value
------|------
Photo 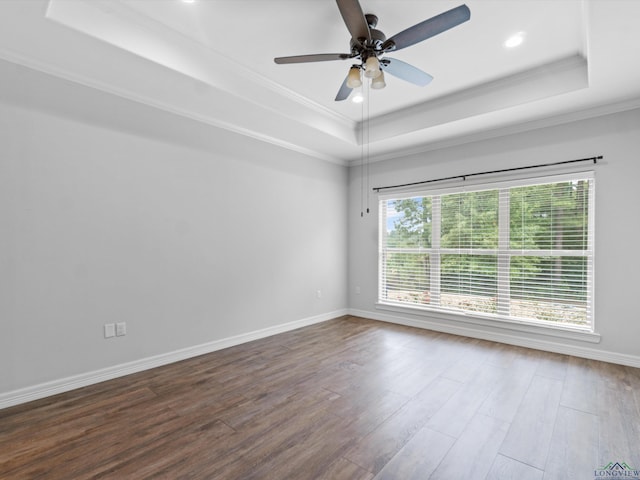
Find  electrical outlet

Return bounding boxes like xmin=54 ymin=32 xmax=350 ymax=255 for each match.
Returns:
xmin=116 ymin=322 xmax=127 ymax=337
xmin=104 ymin=323 xmax=115 ymax=338
xmin=316 ymin=289 xmax=322 ymax=299
xmin=355 ymin=286 xmax=361 ymax=295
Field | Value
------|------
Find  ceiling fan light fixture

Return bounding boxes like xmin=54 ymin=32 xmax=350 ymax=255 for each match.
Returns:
xmin=371 ymin=70 xmax=386 ymax=89
xmin=346 ymin=66 xmax=363 ymax=88
xmin=364 ymin=56 xmax=381 ymax=78
xmin=351 ymin=90 xmax=364 ymax=103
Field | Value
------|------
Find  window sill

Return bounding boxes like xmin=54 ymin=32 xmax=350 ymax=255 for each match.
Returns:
xmin=375 ymin=302 xmax=601 ymax=344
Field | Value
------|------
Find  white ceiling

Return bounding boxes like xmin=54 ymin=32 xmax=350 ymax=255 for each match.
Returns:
xmin=1 ymin=0 xmax=640 ymax=164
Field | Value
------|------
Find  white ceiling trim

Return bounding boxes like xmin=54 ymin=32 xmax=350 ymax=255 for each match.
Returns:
xmin=361 ymin=54 xmax=588 ymax=143
xmin=359 ymin=96 xmax=640 ymax=165
xmin=45 ymin=0 xmax=357 ymax=140
xmin=0 ymin=47 xmax=349 ymax=167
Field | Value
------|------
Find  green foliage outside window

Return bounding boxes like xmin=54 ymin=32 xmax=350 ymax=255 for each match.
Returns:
xmin=380 ymin=178 xmax=592 ymax=326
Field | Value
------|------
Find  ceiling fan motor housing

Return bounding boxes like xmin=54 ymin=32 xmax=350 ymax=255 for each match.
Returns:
xmin=367 ymin=28 xmax=387 ymax=50
xmin=350 ymin=23 xmax=387 ymax=61
xmin=365 ymin=14 xmax=378 ymax=28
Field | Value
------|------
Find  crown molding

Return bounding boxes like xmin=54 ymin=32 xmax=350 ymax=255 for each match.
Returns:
xmin=0 ymin=51 xmax=347 ymax=166
xmin=351 ymin=95 xmax=640 ymax=165
xmin=359 ymin=54 xmax=589 ymax=143
xmin=45 ymin=0 xmax=357 ymax=142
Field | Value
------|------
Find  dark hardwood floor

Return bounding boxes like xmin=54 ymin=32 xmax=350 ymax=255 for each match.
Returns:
xmin=1 ymin=316 xmax=639 ymax=479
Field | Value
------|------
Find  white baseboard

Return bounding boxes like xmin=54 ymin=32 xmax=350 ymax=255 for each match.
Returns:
xmin=349 ymin=308 xmax=640 ymax=369
xmin=0 ymin=309 xmax=347 ymax=410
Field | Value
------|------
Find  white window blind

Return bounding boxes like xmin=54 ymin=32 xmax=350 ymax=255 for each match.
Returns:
xmin=379 ymin=172 xmax=594 ymax=330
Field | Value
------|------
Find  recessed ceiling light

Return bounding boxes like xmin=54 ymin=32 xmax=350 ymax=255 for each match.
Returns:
xmin=351 ymin=91 xmax=364 ymax=104
xmin=504 ymin=32 xmax=525 ymax=48
xmin=181 ymin=0 xmax=196 ymax=4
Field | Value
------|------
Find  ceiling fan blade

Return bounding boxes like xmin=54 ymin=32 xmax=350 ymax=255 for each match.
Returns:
xmin=274 ymin=53 xmax=353 ymax=64
xmin=381 ymin=58 xmax=433 ymax=86
xmin=335 ymin=75 xmax=353 ymax=101
xmin=336 ymin=0 xmax=371 ymax=44
xmin=382 ymin=4 xmax=470 ymax=52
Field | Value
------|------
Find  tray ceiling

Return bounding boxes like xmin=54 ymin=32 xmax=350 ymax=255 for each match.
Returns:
xmin=1 ymin=0 xmax=640 ymax=164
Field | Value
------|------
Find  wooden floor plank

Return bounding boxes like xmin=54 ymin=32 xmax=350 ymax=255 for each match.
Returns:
xmin=499 ymin=374 xmax=563 ymax=469
xmin=485 ymin=454 xmax=544 ymax=480
xmin=429 ymin=413 xmax=510 ymax=479
xmin=373 ymin=426 xmax=456 ymax=480
xmin=425 ymin=362 xmax=504 ymax=438
xmin=478 ymin=352 xmax=538 ymax=423
xmin=534 ymin=350 xmax=569 ymax=381
xmin=344 ymin=376 xmax=461 ymax=474
xmin=596 ymin=382 xmax=640 ymax=468
xmin=1 ymin=315 xmax=639 ymax=479
xmin=316 ymin=457 xmax=375 ymax=480
xmin=542 ymin=406 xmax=599 ymax=480
xmin=560 ymin=356 xmax=600 ymax=414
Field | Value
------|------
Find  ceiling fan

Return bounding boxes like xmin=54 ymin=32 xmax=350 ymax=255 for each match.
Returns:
xmin=274 ymin=0 xmax=471 ymax=101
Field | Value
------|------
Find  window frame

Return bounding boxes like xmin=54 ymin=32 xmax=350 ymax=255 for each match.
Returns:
xmin=377 ymin=171 xmax=596 ymax=334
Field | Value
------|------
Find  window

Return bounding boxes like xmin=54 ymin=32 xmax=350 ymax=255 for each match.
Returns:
xmin=379 ymin=172 xmax=594 ymax=331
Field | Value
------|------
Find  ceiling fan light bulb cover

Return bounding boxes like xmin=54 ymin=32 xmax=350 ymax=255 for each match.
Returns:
xmin=371 ymin=70 xmax=386 ymax=89
xmin=346 ymin=67 xmax=362 ymax=88
xmin=364 ymin=57 xmax=381 ymax=78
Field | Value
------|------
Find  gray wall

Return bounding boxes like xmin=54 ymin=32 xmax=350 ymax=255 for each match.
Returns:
xmin=349 ymin=107 xmax=640 ymax=361
xmin=0 ymin=63 xmax=348 ymax=396
xmin=2 ymin=57 xmax=639 ymax=403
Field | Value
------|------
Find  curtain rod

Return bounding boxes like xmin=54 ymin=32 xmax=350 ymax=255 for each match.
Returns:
xmin=372 ymin=155 xmax=602 ymax=193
